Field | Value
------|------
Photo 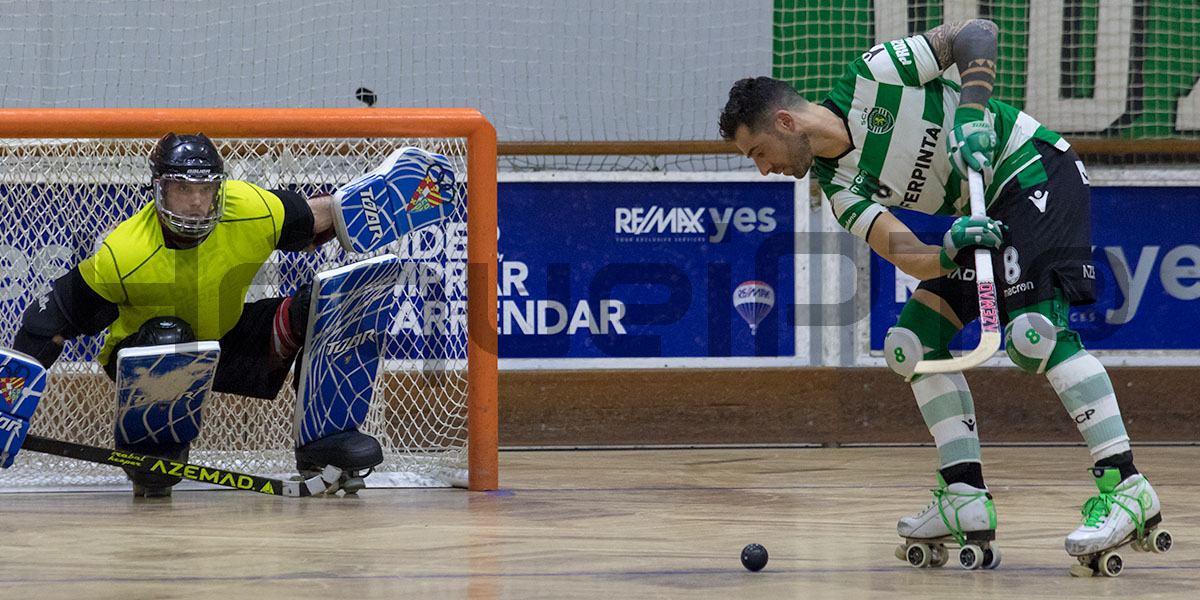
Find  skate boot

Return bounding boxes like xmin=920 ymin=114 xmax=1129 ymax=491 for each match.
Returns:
xmin=1066 ymin=467 xmax=1171 ymax=577
xmin=115 ymin=440 xmax=190 ymax=499
xmin=895 ymin=474 xmax=1000 ymax=570
xmin=295 ymin=430 xmax=383 ymax=495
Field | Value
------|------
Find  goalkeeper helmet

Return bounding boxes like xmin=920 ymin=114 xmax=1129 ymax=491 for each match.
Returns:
xmin=149 ymin=132 xmax=226 ymax=247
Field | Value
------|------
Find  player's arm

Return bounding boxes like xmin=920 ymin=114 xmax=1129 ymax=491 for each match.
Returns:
xmin=13 ymin=266 xmax=119 ymax=368
xmin=924 ymin=20 xmax=999 ymax=99
xmin=273 ymin=189 xmax=336 ymax=251
xmin=6 ymin=257 xmax=117 ymax=467
xmin=923 ymin=20 xmax=1000 ymax=177
xmin=867 ymin=211 xmax=1003 ymax=281
xmin=867 ymin=212 xmax=947 ymax=281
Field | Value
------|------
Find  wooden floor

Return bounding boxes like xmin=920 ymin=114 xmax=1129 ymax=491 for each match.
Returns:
xmin=1 ymin=446 xmax=1196 ymax=599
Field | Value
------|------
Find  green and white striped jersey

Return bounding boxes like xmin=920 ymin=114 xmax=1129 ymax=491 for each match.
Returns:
xmin=812 ymin=35 xmax=1070 ymax=241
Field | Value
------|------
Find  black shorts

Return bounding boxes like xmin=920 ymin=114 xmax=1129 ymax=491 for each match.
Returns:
xmin=211 ymin=296 xmax=292 ymax=400
xmin=917 ymin=138 xmax=1097 ymax=326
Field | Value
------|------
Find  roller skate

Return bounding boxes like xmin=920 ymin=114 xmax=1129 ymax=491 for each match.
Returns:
xmin=117 ymin=440 xmax=190 ymax=499
xmin=1066 ymin=467 xmax=1171 ymax=577
xmin=895 ymin=474 xmax=1001 ymax=570
xmin=295 ymin=430 xmax=383 ymax=495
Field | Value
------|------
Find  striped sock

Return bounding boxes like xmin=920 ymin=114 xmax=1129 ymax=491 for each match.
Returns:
xmin=911 ymin=372 xmax=981 ymax=468
xmin=1046 ymin=351 xmax=1130 ymax=461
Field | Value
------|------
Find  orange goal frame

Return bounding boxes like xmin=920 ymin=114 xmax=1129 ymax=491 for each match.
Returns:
xmin=0 ymin=108 xmax=499 ymax=491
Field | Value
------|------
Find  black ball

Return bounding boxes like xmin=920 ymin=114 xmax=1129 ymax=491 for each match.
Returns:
xmin=355 ymin=87 xmax=377 ymax=107
xmin=741 ymin=543 xmax=768 ymax=571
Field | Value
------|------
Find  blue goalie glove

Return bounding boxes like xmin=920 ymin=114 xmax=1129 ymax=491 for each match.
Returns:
xmin=0 ymin=348 xmax=48 ymax=468
xmin=332 ymin=147 xmax=458 ymax=254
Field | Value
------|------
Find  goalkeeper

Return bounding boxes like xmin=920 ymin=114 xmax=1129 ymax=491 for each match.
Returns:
xmin=719 ymin=21 xmax=1161 ymax=567
xmin=3 ymin=132 xmax=382 ymax=497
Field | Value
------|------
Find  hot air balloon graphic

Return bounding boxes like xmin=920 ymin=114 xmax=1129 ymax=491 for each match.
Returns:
xmin=733 ymin=280 xmax=775 ymax=336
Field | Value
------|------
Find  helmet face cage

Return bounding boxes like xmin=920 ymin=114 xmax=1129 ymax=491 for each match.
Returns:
xmin=153 ymin=173 xmax=227 ymax=239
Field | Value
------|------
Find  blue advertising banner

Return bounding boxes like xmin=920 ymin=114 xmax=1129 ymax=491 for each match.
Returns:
xmin=870 ymin=186 xmax=1200 ymax=351
xmin=497 ymin=179 xmax=795 ymax=359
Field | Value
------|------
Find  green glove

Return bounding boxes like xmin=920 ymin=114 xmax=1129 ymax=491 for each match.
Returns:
xmin=940 ymin=215 xmax=1004 ymax=270
xmin=946 ymin=107 xmax=998 ymax=179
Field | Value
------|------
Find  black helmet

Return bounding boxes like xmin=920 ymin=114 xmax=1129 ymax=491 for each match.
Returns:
xmin=150 ymin=132 xmax=224 ymax=179
xmin=149 ymin=133 xmax=226 ymax=245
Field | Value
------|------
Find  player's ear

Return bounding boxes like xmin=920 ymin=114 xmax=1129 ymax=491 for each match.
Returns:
xmin=773 ymin=109 xmax=795 ymax=133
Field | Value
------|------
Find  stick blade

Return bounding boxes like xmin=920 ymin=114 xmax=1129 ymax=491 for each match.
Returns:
xmin=912 ymin=331 xmax=1002 ymax=374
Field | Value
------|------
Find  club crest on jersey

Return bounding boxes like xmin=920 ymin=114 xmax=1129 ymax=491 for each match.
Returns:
xmin=0 ymin=377 xmax=25 ymax=407
xmin=864 ymin=107 xmax=895 ymax=135
xmin=406 ymin=170 xmax=447 ymax=214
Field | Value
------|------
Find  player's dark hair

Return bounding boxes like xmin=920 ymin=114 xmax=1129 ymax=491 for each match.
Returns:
xmin=718 ymin=77 xmax=805 ymax=141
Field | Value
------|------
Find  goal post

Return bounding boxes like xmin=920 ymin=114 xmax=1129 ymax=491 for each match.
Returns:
xmin=0 ymin=108 xmax=498 ymax=492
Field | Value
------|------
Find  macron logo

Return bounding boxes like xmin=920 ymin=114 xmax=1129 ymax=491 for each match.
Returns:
xmin=1028 ymin=189 xmax=1048 ymax=213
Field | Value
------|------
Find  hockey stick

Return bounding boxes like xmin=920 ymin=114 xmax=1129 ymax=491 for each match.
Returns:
xmin=21 ymin=434 xmax=341 ymax=497
xmin=912 ymin=169 xmax=1002 ymax=374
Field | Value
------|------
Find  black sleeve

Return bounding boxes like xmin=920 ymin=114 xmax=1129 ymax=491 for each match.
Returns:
xmin=37 ymin=266 xmax=117 ymax=336
xmin=273 ymin=188 xmax=316 ymax=251
xmin=13 ymin=266 xmax=118 ymax=367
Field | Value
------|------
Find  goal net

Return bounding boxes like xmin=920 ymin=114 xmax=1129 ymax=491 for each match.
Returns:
xmin=0 ymin=109 xmax=498 ymax=491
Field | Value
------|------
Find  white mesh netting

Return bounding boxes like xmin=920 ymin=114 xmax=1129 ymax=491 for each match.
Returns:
xmin=0 ymin=137 xmax=473 ymax=490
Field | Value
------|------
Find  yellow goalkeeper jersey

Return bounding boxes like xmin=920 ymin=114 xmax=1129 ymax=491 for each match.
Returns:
xmin=79 ymin=180 xmax=287 ymax=365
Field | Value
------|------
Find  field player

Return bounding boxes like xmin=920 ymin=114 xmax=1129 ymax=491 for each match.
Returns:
xmin=719 ymin=21 xmax=1164 ymax=568
xmin=5 ymin=133 xmax=382 ymax=497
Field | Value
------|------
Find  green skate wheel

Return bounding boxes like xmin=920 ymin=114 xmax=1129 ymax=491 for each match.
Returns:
xmin=1098 ymin=551 xmax=1123 ymax=577
xmin=958 ymin=544 xmax=983 ymax=570
xmin=905 ymin=543 xmax=932 ymax=568
xmin=1149 ymin=529 xmax=1172 ymax=554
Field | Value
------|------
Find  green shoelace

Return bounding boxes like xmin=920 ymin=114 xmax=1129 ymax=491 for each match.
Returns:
xmin=1080 ymin=490 xmax=1145 ymax=536
xmin=1080 ymin=493 xmax=1113 ymax=527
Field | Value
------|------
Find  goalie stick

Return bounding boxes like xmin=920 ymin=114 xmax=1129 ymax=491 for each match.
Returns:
xmin=913 ymin=169 xmax=1002 ymax=374
xmin=21 ymin=434 xmax=341 ymax=497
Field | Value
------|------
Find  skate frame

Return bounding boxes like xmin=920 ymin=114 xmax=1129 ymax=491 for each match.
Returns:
xmin=22 ymin=435 xmax=340 ymax=497
xmin=913 ymin=169 xmax=1003 ymax=374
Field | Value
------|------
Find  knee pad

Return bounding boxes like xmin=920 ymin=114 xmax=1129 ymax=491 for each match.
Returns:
xmin=106 ymin=316 xmax=197 ymax=380
xmin=1005 ymin=311 xmax=1060 ymax=374
xmin=884 ymin=326 xmax=925 ymax=382
xmin=130 ymin=316 xmax=196 ymax=347
xmin=886 ymin=299 xmax=959 ymax=382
